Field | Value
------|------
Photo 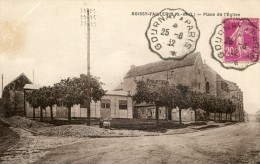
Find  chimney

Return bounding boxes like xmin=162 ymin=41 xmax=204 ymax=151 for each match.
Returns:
xmin=130 ymin=65 xmax=135 ymax=69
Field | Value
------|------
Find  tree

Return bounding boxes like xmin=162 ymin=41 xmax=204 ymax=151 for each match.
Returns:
xmin=45 ymin=86 xmax=57 ymax=123
xmin=37 ymin=87 xmax=49 ymax=122
xmin=201 ymin=94 xmax=214 ymax=121
xmin=223 ymin=99 xmax=230 ymax=122
xmin=25 ymin=90 xmax=40 ymax=120
xmin=54 ymin=78 xmax=81 ymax=122
xmin=230 ymin=103 xmax=236 ymax=122
xmin=55 ymin=74 xmax=105 ymax=123
xmin=212 ymin=97 xmax=219 ymax=122
xmin=26 ymin=88 xmax=47 ymax=122
xmin=174 ymin=84 xmax=190 ymax=124
xmin=189 ymin=91 xmax=204 ymax=122
xmin=215 ymin=98 xmax=222 ymax=122
xmin=133 ymin=79 xmax=175 ymax=126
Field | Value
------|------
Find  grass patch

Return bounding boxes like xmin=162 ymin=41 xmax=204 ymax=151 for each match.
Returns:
xmin=0 ymin=119 xmax=20 ymax=155
xmin=110 ymin=118 xmax=188 ymax=132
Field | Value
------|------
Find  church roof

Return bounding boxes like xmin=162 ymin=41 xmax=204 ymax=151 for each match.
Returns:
xmin=124 ymin=52 xmax=200 ymax=78
xmin=225 ymin=80 xmax=239 ymax=91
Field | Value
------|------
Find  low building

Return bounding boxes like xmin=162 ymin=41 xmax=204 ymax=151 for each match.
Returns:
xmin=24 ymin=85 xmax=133 ymax=119
xmin=1 ymin=73 xmax=32 ymax=117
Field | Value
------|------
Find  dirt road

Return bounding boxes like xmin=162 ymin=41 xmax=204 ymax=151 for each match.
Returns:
xmin=35 ymin=122 xmax=260 ymax=164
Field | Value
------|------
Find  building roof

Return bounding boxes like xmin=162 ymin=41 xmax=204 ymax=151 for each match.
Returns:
xmin=225 ymin=80 xmax=239 ymax=91
xmin=113 ymin=83 xmax=123 ymax=91
xmin=105 ymin=90 xmax=130 ymax=96
xmin=24 ymin=84 xmax=43 ymax=90
xmin=5 ymin=73 xmax=32 ymax=88
xmin=203 ymin=63 xmax=221 ymax=78
xmin=124 ymin=52 xmax=200 ymax=78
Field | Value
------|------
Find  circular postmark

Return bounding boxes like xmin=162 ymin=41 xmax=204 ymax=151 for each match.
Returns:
xmin=210 ymin=18 xmax=259 ymax=70
xmin=146 ymin=8 xmax=200 ymax=60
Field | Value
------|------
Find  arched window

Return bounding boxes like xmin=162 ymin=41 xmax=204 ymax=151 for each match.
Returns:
xmin=206 ymin=82 xmax=210 ymax=94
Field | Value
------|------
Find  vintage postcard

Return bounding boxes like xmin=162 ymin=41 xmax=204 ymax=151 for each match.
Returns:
xmin=0 ymin=0 xmax=260 ymax=163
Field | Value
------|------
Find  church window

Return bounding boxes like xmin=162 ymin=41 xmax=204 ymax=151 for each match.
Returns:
xmin=206 ymin=82 xmax=210 ymax=94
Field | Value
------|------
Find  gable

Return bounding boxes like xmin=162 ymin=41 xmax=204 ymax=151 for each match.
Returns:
xmin=4 ymin=73 xmax=32 ymax=92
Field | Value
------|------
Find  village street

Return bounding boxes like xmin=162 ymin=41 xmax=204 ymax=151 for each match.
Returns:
xmin=33 ymin=122 xmax=260 ymax=164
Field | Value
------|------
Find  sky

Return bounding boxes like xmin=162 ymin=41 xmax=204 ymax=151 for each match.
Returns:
xmin=0 ymin=0 xmax=259 ymax=114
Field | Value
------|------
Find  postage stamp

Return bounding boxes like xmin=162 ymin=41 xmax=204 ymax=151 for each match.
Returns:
xmin=224 ymin=18 xmax=259 ymax=62
xmin=146 ymin=8 xmax=200 ymax=60
xmin=210 ymin=18 xmax=260 ymax=70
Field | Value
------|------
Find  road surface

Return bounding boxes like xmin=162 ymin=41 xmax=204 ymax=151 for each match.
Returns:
xmin=35 ymin=122 xmax=260 ymax=164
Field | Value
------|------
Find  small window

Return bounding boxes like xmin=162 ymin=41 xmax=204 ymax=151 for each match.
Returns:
xmin=198 ymin=69 xmax=200 ymax=74
xmin=101 ymin=99 xmax=111 ymax=109
xmin=171 ymin=71 xmax=174 ymax=76
xmin=221 ymin=83 xmax=226 ymax=90
xmin=198 ymin=83 xmax=200 ymax=89
xmin=119 ymin=100 xmax=127 ymax=110
xmin=206 ymin=82 xmax=210 ymax=94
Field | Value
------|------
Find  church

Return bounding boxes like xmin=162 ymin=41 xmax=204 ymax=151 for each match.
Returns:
xmin=114 ymin=52 xmax=244 ymax=121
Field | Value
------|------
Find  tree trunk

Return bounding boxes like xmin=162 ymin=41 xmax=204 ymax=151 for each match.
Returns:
xmin=33 ymin=108 xmax=35 ymax=120
xmin=40 ymin=107 xmax=43 ymax=122
xmin=68 ymin=106 xmax=71 ymax=122
xmin=194 ymin=109 xmax=197 ymax=123
xmin=168 ymin=108 xmax=172 ymax=120
xmin=238 ymin=110 xmax=241 ymax=122
xmin=179 ymin=108 xmax=182 ymax=124
xmin=87 ymin=97 xmax=91 ymax=126
xmin=214 ymin=110 xmax=216 ymax=122
xmin=230 ymin=112 xmax=232 ymax=122
xmin=218 ymin=112 xmax=221 ymax=121
xmin=50 ymin=106 xmax=53 ymax=123
xmin=206 ymin=110 xmax=209 ymax=122
xmin=225 ymin=112 xmax=228 ymax=121
xmin=165 ymin=107 xmax=168 ymax=120
xmin=155 ymin=105 xmax=159 ymax=126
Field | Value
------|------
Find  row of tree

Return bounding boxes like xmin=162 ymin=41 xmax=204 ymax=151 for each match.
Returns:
xmin=26 ymin=74 xmax=105 ymax=123
xmin=132 ymin=79 xmax=236 ymax=126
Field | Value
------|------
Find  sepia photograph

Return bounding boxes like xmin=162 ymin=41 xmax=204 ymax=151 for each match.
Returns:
xmin=0 ymin=0 xmax=260 ymax=163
